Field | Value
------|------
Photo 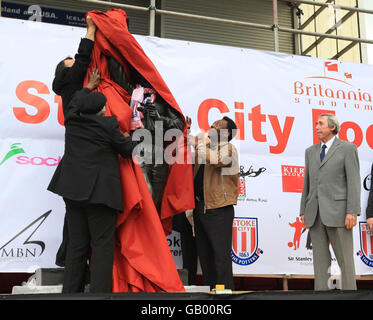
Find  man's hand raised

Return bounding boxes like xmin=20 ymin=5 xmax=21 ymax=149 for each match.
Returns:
xmin=86 ymin=69 xmax=100 ymax=90
xmin=86 ymin=15 xmax=96 ymax=30
xmin=86 ymin=15 xmax=97 ymax=41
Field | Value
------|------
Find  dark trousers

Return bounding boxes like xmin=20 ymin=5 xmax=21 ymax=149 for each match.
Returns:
xmin=173 ymin=213 xmax=198 ymax=285
xmin=194 ymin=201 xmax=235 ymax=290
xmin=63 ymin=198 xmax=117 ymax=293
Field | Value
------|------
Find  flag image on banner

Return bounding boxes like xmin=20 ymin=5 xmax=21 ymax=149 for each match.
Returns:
xmin=324 ymin=61 xmax=339 ymax=72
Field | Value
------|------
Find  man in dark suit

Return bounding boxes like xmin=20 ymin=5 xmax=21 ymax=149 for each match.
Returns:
xmin=48 ymin=88 xmax=138 ymax=293
xmin=53 ymin=15 xmax=99 ymax=267
xmin=53 ymin=15 xmax=97 ymax=115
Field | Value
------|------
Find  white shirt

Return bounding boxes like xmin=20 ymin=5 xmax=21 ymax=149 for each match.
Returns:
xmin=321 ymin=135 xmax=336 ymax=156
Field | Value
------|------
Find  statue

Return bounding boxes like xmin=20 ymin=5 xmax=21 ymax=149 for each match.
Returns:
xmin=107 ymin=55 xmax=184 ymax=213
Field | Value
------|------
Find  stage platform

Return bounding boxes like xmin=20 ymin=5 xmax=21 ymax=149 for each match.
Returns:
xmin=1 ymin=268 xmax=372 ymax=319
xmin=2 ymin=289 xmax=373 ymax=300
xmin=1 ymin=289 xmax=371 ymax=319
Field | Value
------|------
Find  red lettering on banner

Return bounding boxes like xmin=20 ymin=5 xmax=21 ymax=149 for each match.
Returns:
xmin=234 ymin=102 xmax=245 ymax=140
xmin=11 ymin=80 xmax=373 ymax=154
xmin=248 ymin=105 xmax=266 ymax=142
xmin=312 ymin=109 xmax=336 ymax=144
xmin=13 ymin=80 xmax=50 ymax=124
xmin=339 ymin=121 xmax=363 ymax=148
xmin=312 ymin=108 xmax=371 ymax=148
xmin=245 ymin=104 xmax=295 ymax=154
xmin=268 ymin=115 xmax=295 ymax=154
xmin=233 ymin=219 xmax=256 ymax=227
xmin=197 ymin=99 xmax=229 ymax=132
xmin=198 ymin=101 xmax=295 ymax=154
xmin=294 ymin=80 xmax=372 ymax=103
xmin=367 ymin=125 xmax=373 ymax=149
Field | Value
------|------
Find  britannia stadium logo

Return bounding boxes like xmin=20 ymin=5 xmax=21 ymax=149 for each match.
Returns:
xmin=232 ymin=217 xmax=263 ymax=266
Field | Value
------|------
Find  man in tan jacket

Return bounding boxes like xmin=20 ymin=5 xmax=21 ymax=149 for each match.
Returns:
xmin=188 ymin=116 xmax=239 ymax=290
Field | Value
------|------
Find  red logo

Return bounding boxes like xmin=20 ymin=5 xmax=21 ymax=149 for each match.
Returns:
xmin=344 ymin=72 xmax=352 ymax=79
xmin=288 ymin=217 xmax=306 ymax=250
xmin=238 ymin=177 xmax=246 ymax=198
xmin=232 ymin=218 xmax=263 ymax=265
xmin=324 ymin=61 xmax=338 ymax=72
xmin=281 ymin=165 xmax=305 ymax=193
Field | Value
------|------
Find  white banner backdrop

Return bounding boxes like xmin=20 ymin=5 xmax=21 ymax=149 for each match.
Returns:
xmin=0 ymin=17 xmax=372 ymax=276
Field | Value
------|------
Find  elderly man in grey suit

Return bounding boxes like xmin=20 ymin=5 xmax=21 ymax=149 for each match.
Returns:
xmin=300 ymin=113 xmax=361 ymax=291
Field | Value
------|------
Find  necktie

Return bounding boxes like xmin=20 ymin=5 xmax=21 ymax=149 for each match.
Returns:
xmin=320 ymin=144 xmax=327 ymax=162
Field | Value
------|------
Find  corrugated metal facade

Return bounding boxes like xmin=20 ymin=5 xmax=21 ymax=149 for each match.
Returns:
xmin=3 ymin=0 xmax=150 ymax=35
xmin=161 ymin=0 xmax=295 ymax=53
xmin=3 ymin=0 xmax=295 ymax=53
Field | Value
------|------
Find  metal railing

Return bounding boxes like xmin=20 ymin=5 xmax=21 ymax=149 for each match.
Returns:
xmin=2 ymin=0 xmax=373 ymax=57
xmin=75 ymin=0 xmax=373 ymax=51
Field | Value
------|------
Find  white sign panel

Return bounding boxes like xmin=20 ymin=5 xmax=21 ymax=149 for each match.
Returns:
xmin=0 ymin=17 xmax=372 ymax=276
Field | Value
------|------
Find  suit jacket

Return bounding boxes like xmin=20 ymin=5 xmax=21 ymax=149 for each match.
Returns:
xmin=48 ymin=88 xmax=137 ymax=212
xmin=366 ymin=164 xmax=373 ymax=219
xmin=52 ymin=38 xmax=94 ymax=115
xmin=300 ymin=137 xmax=361 ymax=228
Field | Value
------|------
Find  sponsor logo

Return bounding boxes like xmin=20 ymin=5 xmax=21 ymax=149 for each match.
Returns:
xmin=0 ymin=142 xmax=60 ymax=167
xmin=0 ymin=210 xmax=51 ymax=260
xmin=364 ymin=172 xmax=372 ymax=192
xmin=238 ymin=176 xmax=246 ymax=199
xmin=357 ymin=222 xmax=373 ymax=267
xmin=281 ymin=165 xmax=305 ymax=193
xmin=287 ymin=217 xmax=313 ymax=265
xmin=292 ymin=64 xmax=373 ymax=149
xmin=0 ymin=143 xmax=25 ymax=166
xmin=16 ymin=155 xmax=61 ymax=166
xmin=238 ymin=164 xmax=267 ymax=201
xmin=288 ymin=217 xmax=310 ymax=251
xmin=232 ymin=217 xmax=263 ymax=266
xmin=293 ymin=62 xmax=372 ymax=108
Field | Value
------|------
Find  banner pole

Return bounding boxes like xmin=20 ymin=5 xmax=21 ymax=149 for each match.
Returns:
xmin=272 ymin=0 xmax=280 ymax=52
xmin=149 ymin=0 xmax=156 ymax=36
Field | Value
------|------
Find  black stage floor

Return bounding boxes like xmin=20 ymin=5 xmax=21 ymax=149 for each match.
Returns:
xmin=1 ymin=290 xmax=373 ymax=300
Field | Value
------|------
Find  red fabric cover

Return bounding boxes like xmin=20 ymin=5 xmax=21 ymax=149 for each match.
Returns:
xmin=85 ymin=9 xmax=194 ymax=292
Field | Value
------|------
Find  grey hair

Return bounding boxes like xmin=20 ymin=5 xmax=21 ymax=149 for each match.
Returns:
xmin=319 ymin=113 xmax=340 ymax=135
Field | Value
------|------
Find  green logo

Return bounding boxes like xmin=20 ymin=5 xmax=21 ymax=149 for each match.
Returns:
xmin=0 ymin=143 xmax=25 ymax=166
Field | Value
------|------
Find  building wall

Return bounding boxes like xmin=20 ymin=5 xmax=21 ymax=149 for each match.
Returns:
xmin=161 ymin=0 xmax=295 ymax=53
xmin=2 ymin=0 xmax=295 ymax=54
xmin=298 ymin=0 xmax=362 ymax=62
xmin=2 ymin=0 xmax=369 ymax=63
xmin=1 ymin=0 xmax=151 ymax=35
